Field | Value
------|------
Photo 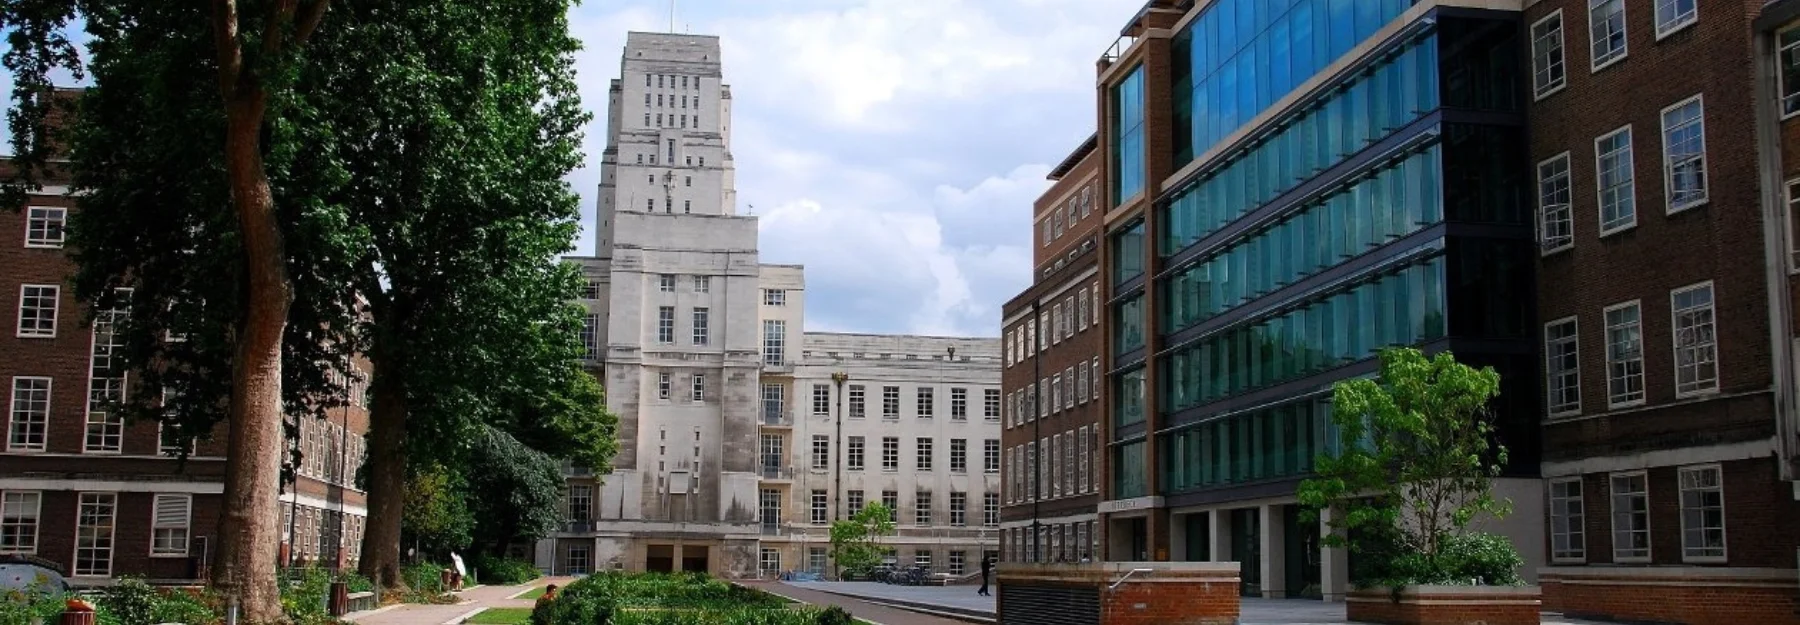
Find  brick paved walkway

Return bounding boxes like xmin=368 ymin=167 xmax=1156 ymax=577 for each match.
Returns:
xmin=344 ymin=579 xmax=565 ymax=625
xmin=747 ymin=581 xmax=977 ymax=625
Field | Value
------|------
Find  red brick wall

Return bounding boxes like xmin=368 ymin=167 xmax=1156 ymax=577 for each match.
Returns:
xmin=26 ymin=490 xmax=222 ymax=581
xmin=1347 ymin=589 xmax=1539 ymax=625
xmin=1099 ymin=579 xmax=1239 ymax=625
xmin=1542 ymin=571 xmax=1800 ymax=625
xmin=1545 ymin=456 xmax=1800 ymax=568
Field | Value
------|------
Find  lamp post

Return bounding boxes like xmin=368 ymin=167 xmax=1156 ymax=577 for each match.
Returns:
xmin=830 ymin=370 xmax=848 ymax=581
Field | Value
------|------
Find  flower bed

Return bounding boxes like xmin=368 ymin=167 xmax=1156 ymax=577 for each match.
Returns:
xmin=529 ymin=572 xmax=854 ymax=625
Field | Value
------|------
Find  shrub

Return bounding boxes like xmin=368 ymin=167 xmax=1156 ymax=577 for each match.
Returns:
xmin=0 ymin=589 xmax=71 ymax=625
xmin=815 ymin=605 xmax=854 ymax=625
xmin=529 ymin=583 xmax=613 ymax=625
xmin=97 ymin=578 xmax=160 ymax=625
xmin=150 ymin=589 xmax=220 ymax=625
xmin=472 ymin=555 xmax=541 ymax=586
xmin=280 ymin=567 xmax=335 ymax=625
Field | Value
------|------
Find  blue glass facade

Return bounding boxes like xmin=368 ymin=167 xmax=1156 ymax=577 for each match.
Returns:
xmin=1113 ymin=66 xmax=1147 ymax=205
xmin=1106 ymin=6 xmax=1535 ymax=505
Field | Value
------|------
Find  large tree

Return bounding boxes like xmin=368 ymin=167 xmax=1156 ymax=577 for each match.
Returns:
xmin=2 ymin=2 xmax=338 ymax=619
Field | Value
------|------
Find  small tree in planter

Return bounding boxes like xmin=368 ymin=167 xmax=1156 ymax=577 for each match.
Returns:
xmin=829 ymin=502 xmax=896 ymax=580
xmin=1298 ymin=347 xmax=1523 ymax=589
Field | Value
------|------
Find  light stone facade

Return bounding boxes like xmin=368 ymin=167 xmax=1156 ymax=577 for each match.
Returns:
xmin=538 ymin=31 xmax=998 ymax=579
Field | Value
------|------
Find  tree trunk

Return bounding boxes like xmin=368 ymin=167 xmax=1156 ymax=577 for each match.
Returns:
xmin=359 ymin=345 xmax=409 ymax=590
xmin=210 ymin=98 xmax=292 ymax=624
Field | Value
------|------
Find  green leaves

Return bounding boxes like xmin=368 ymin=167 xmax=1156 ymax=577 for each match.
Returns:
xmin=1296 ymin=347 xmax=1515 ymax=586
xmin=830 ymin=503 xmax=897 ymax=575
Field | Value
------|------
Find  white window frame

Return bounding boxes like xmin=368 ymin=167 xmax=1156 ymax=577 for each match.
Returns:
xmin=1780 ymin=25 xmax=1800 ymax=120
xmin=1594 ymin=125 xmax=1636 ymax=236
xmin=1532 ymin=10 xmax=1567 ymax=100
xmin=1544 ymin=317 xmax=1581 ymax=418
xmin=1660 ymin=95 xmax=1708 ymax=213
xmin=1653 ymin=0 xmax=1697 ymax=40
xmin=0 ymin=491 xmax=41 ymax=555
xmin=812 ymin=435 xmax=829 ymax=470
xmin=150 ymin=494 xmax=192 ymax=557
xmin=1670 ymin=281 xmax=1719 ymax=397
xmin=917 ymin=386 xmax=934 ymax=419
xmin=657 ymin=274 xmax=675 ymax=292
xmin=812 ymin=384 xmax=831 ymax=417
xmin=691 ymin=276 xmax=709 ymax=293
xmin=1588 ymin=0 xmax=1628 ymax=72
xmin=917 ymin=437 xmax=934 ymax=471
xmin=1609 ymin=471 xmax=1651 ymax=563
xmin=15 ymin=285 xmax=59 ymax=338
xmin=1787 ymin=179 xmax=1800 ymax=272
xmin=1603 ymin=300 xmax=1646 ymax=408
xmin=23 ymin=206 xmax=66 ymax=249
xmin=1677 ymin=464 xmax=1726 ymax=562
xmin=1548 ymin=478 xmax=1585 ymax=563
xmin=764 ymin=289 xmax=786 ymax=306
xmin=656 ymin=306 xmax=675 ymax=344
xmin=1539 ymin=152 xmax=1574 ymax=255
xmin=914 ymin=490 xmax=932 ymax=526
xmin=691 ymin=374 xmax=705 ymax=403
xmin=658 ymin=372 xmax=671 ymax=400
xmin=73 ymin=492 xmax=117 ymax=577
xmin=7 ymin=376 xmax=51 ymax=452
xmin=691 ymin=307 xmax=709 ymax=346
xmin=985 ymin=439 xmax=1000 ymax=473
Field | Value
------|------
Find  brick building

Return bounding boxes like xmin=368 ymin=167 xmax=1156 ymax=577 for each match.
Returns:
xmin=999 ymin=135 xmax=1106 ymax=566
xmin=0 ymin=90 xmax=369 ymax=584
xmin=1521 ymin=1 xmax=1800 ymax=622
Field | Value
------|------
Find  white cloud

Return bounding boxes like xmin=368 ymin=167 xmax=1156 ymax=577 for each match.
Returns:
xmin=566 ymin=0 xmax=1136 ymax=336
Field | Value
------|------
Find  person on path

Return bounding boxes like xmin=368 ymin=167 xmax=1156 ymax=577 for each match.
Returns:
xmin=534 ymin=584 xmax=559 ymax=612
xmin=977 ymin=556 xmax=992 ymax=596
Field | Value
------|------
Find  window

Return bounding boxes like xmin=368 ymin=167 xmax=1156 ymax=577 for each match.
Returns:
xmin=0 ymin=491 xmax=40 ymax=554
xmin=1589 ymin=0 xmax=1627 ymax=70
xmin=1077 ymin=290 xmax=1089 ymax=329
xmin=150 ymin=494 xmax=191 ymax=556
xmin=692 ymin=276 xmax=709 ymax=293
xmin=812 ymin=384 xmax=831 ymax=416
xmin=580 ymin=313 xmax=601 ymax=359
xmin=658 ymin=274 xmax=676 ymax=292
xmin=1660 ymin=96 xmax=1708 ymax=211
xmin=1063 ymin=367 xmax=1075 ymax=410
xmin=760 ymin=548 xmax=780 ymax=574
xmin=762 ymin=320 xmax=785 ymax=365
xmin=1051 ymin=374 xmax=1063 ymax=413
xmin=984 ymin=493 xmax=999 ymax=526
xmin=23 ymin=206 xmax=65 ymax=248
xmin=1671 ymin=282 xmax=1718 ymax=396
xmin=74 ymin=492 xmax=116 ymax=576
xmin=1679 ymin=465 xmax=1725 ymax=560
xmin=916 ymin=437 xmax=934 ymax=471
xmin=812 ymin=435 xmax=830 ymax=470
xmin=565 ymin=544 xmax=591 ymax=575
xmin=8 ymin=377 xmax=50 ymax=452
xmin=16 ymin=285 xmax=58 ymax=337
xmin=764 ymin=289 xmax=786 ymax=306
xmin=1610 ymin=472 xmax=1650 ymax=561
xmin=1532 ymin=11 xmax=1566 ymax=98
xmin=1549 ymin=479 xmax=1585 ymax=562
xmin=916 ymin=387 xmax=934 ymax=418
xmin=1604 ymin=302 xmax=1645 ymax=407
xmin=1050 ymin=304 xmax=1061 ymax=345
xmin=657 ymin=306 xmax=675 ymax=344
xmin=658 ymin=372 xmax=672 ymax=400
xmin=949 ymin=550 xmax=966 ymax=575
xmin=761 ymin=383 xmax=784 ymax=421
xmin=811 ymin=490 xmax=829 ymax=525
xmin=950 ymin=388 xmax=968 ymax=420
xmin=848 ymin=436 xmax=865 ymax=471
xmin=1539 ymin=153 xmax=1573 ymax=253
xmin=949 ymin=492 xmax=967 ymax=527
xmin=1654 ymin=0 xmax=1696 ymax=38
xmin=882 ymin=386 xmax=900 ymax=419
xmin=1040 ymin=219 xmax=1051 ymax=247
xmin=1546 ymin=318 xmax=1581 ymax=417
xmin=1782 ymin=27 xmax=1800 ymax=118
xmin=567 ymin=485 xmax=592 ymax=522
xmin=984 ymin=389 xmax=1000 ymax=420
xmin=914 ymin=491 xmax=932 ymax=525
xmin=580 ymin=280 xmax=602 ymax=299
xmin=847 ymin=490 xmax=864 ymax=517
xmin=685 ymin=176 xmax=692 ymax=187
xmin=1595 ymin=126 xmax=1636 ymax=234
xmin=882 ymin=491 xmax=898 ymax=522
xmin=689 ymin=307 xmax=710 ymax=346
xmin=1079 ymin=426 xmax=1091 ymax=494
xmin=848 ymin=385 xmax=866 ymax=418
xmin=1077 ymin=362 xmax=1090 ymax=404
xmin=984 ymin=439 xmax=1000 ymax=473
xmin=691 ymin=374 xmax=706 ymax=402
xmin=882 ymin=437 xmax=899 ymax=471
xmin=1113 ymin=65 xmax=1146 ymax=204
xmin=950 ymin=439 xmax=967 ymax=473
xmin=1788 ymin=180 xmax=1800 ymax=270
xmin=1063 ymin=296 xmax=1075 ymax=339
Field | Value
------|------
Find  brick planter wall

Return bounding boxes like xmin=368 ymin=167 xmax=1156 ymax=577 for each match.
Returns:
xmin=1346 ymin=585 xmax=1541 ymax=625
xmin=997 ymin=562 xmax=1240 ymax=625
xmin=1540 ymin=567 xmax=1800 ymax=625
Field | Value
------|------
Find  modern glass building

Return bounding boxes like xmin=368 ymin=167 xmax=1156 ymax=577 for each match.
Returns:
xmin=1097 ymin=0 xmax=1541 ymax=600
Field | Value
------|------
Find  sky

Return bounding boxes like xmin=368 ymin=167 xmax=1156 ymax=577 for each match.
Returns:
xmin=566 ymin=0 xmax=1135 ymax=337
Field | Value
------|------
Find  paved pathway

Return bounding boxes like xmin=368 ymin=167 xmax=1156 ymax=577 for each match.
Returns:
xmin=750 ymin=581 xmax=976 ymax=625
xmin=784 ymin=581 xmax=995 ymax=618
xmin=344 ymin=578 xmax=568 ymax=625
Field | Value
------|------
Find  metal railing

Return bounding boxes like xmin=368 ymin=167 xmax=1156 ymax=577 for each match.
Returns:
xmin=1101 ymin=34 xmax=1138 ymax=63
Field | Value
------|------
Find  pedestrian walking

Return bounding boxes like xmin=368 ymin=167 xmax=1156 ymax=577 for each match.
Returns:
xmin=977 ymin=556 xmax=992 ymax=596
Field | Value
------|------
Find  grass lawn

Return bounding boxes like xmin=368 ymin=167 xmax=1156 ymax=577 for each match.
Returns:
xmin=466 ymin=608 xmax=533 ymax=625
xmin=515 ymin=586 xmax=548 ymax=600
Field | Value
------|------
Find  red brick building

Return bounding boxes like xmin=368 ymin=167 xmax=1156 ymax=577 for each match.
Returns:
xmin=998 ymin=136 xmax=1106 ymax=566
xmin=0 ymin=90 xmax=369 ymax=584
xmin=1529 ymin=1 xmax=1800 ymax=622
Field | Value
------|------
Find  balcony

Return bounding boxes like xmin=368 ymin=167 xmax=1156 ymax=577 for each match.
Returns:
xmin=1101 ymin=34 xmax=1138 ymax=64
xmin=761 ymin=522 xmax=783 ymax=536
xmin=563 ymin=519 xmax=596 ymax=533
xmin=761 ymin=465 xmax=796 ymax=481
xmin=762 ymin=359 xmax=794 ymax=375
xmin=761 ymin=411 xmax=793 ymax=428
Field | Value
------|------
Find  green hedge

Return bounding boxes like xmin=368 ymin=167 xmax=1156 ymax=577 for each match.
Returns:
xmin=472 ymin=555 xmax=542 ymax=586
xmin=529 ymin=572 xmax=851 ymax=625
